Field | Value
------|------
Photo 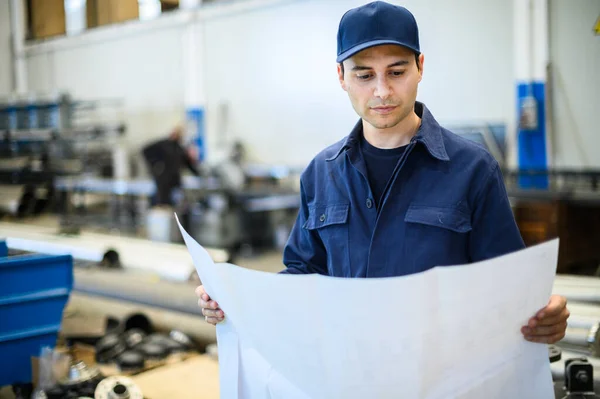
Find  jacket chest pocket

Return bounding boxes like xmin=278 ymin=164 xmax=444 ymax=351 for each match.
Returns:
xmin=404 ymin=205 xmax=472 ymax=272
xmin=303 ymin=204 xmax=350 ymax=276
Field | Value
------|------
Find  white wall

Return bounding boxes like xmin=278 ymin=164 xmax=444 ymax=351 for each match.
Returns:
xmin=24 ymin=19 xmax=187 ymax=155
xmin=17 ymin=0 xmax=515 ymax=167
xmin=549 ymin=0 xmax=600 ymax=168
xmin=204 ymin=0 xmax=515 ymax=165
xmin=0 ymin=0 xmax=13 ymax=95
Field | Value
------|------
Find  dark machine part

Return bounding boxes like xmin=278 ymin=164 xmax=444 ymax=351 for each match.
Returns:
xmin=105 ymin=317 xmax=122 ymax=335
xmin=100 ymin=249 xmax=121 ymax=269
xmin=30 ymin=361 xmax=102 ymax=399
xmin=123 ymin=328 xmax=146 ymax=349
xmin=123 ymin=313 xmax=153 ymax=335
xmin=169 ymin=329 xmax=195 ymax=350
xmin=59 ymin=361 xmax=103 ymax=395
xmin=95 ymin=333 xmax=127 ymax=363
xmin=564 ymin=358 xmax=596 ymax=397
xmin=44 ymin=387 xmax=65 ymax=399
xmin=78 ymin=385 xmax=98 ymax=397
xmin=550 ymin=345 xmax=563 ymax=363
xmin=10 ymin=383 xmax=33 ymax=399
xmin=116 ymin=351 xmax=145 ymax=372
xmin=136 ymin=342 xmax=168 ymax=361
xmin=144 ymin=333 xmax=185 ymax=354
xmin=162 ymin=338 xmax=186 ymax=354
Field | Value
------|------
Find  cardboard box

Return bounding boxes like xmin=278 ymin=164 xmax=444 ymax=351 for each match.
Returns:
xmin=161 ymin=0 xmax=180 ymax=12
xmin=87 ymin=0 xmax=140 ymax=28
xmin=28 ymin=0 xmax=66 ymax=39
xmin=131 ymin=355 xmax=219 ymax=399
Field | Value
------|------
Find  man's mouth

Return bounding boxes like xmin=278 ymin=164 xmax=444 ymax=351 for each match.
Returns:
xmin=370 ymin=106 xmax=397 ymax=114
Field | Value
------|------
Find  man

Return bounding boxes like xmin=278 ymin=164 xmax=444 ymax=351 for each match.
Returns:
xmin=196 ymin=1 xmax=569 ymax=344
xmin=142 ymin=125 xmax=200 ymax=206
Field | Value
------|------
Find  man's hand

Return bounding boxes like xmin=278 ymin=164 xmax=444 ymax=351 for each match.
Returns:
xmin=195 ymin=285 xmax=225 ymax=325
xmin=521 ymin=295 xmax=569 ymax=344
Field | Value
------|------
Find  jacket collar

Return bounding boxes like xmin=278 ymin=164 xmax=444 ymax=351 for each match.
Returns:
xmin=326 ymin=102 xmax=449 ymax=162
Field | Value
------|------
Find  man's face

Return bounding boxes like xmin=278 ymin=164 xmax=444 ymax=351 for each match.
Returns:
xmin=338 ymin=45 xmax=424 ymax=130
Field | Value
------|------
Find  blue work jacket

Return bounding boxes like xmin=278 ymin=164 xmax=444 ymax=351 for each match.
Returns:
xmin=282 ymin=102 xmax=525 ymax=277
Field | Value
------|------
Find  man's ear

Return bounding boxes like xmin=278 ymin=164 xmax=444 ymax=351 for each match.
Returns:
xmin=417 ymin=53 xmax=425 ymax=82
xmin=337 ymin=63 xmax=347 ymax=91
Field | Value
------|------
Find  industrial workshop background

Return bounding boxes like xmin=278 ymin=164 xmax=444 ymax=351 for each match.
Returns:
xmin=0 ymin=0 xmax=599 ymax=398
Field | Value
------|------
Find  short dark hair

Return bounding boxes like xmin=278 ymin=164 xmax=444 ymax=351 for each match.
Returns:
xmin=340 ymin=52 xmax=421 ymax=77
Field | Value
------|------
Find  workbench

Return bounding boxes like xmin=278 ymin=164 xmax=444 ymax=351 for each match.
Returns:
xmin=504 ymin=169 xmax=600 ymax=275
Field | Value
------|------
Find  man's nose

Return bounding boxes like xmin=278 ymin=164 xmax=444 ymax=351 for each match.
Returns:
xmin=373 ymin=76 xmax=391 ymax=99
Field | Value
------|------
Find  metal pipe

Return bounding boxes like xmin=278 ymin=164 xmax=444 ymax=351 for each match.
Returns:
xmin=568 ymin=315 xmax=600 ymax=330
xmin=0 ymin=222 xmax=229 ymax=282
xmin=73 ymin=267 xmax=202 ymax=316
xmin=562 ymin=325 xmax=599 ymax=355
xmin=8 ymin=0 xmax=27 ymax=93
xmin=568 ymin=303 xmax=600 ymax=319
xmin=553 ymin=285 xmax=600 ymax=304
xmin=555 ymin=275 xmax=600 ymax=288
xmin=552 ymin=275 xmax=600 ymax=304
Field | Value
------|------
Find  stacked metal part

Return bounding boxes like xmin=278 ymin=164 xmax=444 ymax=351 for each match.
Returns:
xmin=550 ymin=274 xmax=600 ymax=391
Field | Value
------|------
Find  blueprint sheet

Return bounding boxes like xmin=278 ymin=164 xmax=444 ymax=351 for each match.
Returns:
xmin=176 ymin=216 xmax=557 ymax=399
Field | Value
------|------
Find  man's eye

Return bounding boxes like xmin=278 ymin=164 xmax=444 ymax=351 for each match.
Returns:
xmin=357 ymin=74 xmax=372 ymax=80
xmin=391 ymin=71 xmax=405 ymax=76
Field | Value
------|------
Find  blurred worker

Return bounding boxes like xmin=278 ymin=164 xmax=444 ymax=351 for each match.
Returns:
xmin=142 ymin=125 xmax=200 ymax=206
xmin=196 ymin=2 xmax=569 ymax=343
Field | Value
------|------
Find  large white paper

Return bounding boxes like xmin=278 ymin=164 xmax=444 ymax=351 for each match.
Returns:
xmin=176 ymin=216 xmax=558 ymax=399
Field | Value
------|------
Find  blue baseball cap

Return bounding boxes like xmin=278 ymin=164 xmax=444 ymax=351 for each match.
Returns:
xmin=336 ymin=1 xmax=420 ymax=63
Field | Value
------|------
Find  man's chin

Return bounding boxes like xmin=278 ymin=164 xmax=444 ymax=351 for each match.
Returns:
xmin=365 ymin=117 xmax=401 ymax=130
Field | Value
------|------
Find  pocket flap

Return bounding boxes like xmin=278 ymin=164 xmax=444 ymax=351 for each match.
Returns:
xmin=405 ymin=205 xmax=472 ymax=233
xmin=304 ymin=204 xmax=349 ymax=230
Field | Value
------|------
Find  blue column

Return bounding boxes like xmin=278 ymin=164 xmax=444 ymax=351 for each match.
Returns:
xmin=517 ymin=82 xmax=548 ymax=188
xmin=514 ymin=0 xmax=550 ymax=189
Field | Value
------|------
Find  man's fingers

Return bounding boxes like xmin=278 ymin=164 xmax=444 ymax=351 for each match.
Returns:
xmin=524 ymin=331 xmax=565 ymax=344
xmin=536 ymin=295 xmax=567 ymax=319
xmin=522 ymin=321 xmax=567 ymax=337
xmin=527 ymin=307 xmax=569 ymax=327
xmin=202 ymin=308 xmax=224 ymax=318
xmin=195 ymin=285 xmax=223 ymax=325
xmin=194 ymin=286 xmax=215 ymax=304
xmin=204 ymin=316 xmax=223 ymax=326
xmin=197 ymin=298 xmax=221 ymax=309
xmin=533 ymin=309 xmax=570 ymax=327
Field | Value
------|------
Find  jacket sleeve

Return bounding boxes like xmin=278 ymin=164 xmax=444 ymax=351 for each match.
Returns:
xmin=280 ymin=180 xmax=328 ymax=275
xmin=142 ymin=139 xmax=166 ymax=164
xmin=179 ymin=144 xmax=200 ymax=176
xmin=469 ymin=162 xmax=525 ymax=262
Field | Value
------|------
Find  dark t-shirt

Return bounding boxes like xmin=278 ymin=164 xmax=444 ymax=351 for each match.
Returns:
xmin=360 ymin=136 xmax=407 ymax=207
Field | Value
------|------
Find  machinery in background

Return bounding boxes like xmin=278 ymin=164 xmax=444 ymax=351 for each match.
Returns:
xmin=550 ymin=345 xmax=599 ymax=398
xmin=52 ymin=139 xmax=304 ymax=257
xmin=450 ymin=123 xmax=508 ymax=168
xmin=453 ymin=123 xmax=600 ymax=276
xmin=0 ymin=92 xmax=126 ymax=219
xmin=504 ymin=170 xmax=600 ymax=276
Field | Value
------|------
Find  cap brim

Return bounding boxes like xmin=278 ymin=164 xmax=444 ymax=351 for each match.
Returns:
xmin=336 ymin=39 xmax=420 ymax=63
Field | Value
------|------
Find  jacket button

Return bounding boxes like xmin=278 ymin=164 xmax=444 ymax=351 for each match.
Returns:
xmin=366 ymin=198 xmax=373 ymax=209
xmin=319 ymin=214 xmax=326 ymax=222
